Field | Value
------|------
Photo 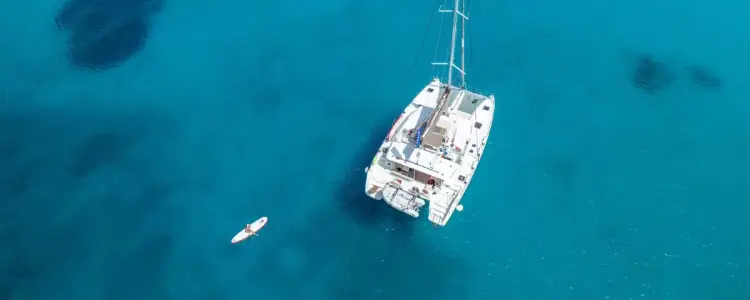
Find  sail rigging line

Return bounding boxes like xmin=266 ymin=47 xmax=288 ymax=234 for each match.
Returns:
xmin=432 ymin=0 xmax=450 ymax=77
xmin=465 ymin=0 xmax=481 ymax=157
xmin=466 ymin=0 xmax=475 ymax=87
xmin=410 ymin=0 xmax=444 ymax=77
xmin=411 ymin=0 xmax=449 ymax=149
xmin=433 ymin=0 xmax=451 ymax=78
xmin=458 ymin=0 xmax=466 ymax=88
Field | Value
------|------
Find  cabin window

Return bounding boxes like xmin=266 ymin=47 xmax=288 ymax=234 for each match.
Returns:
xmin=427 ymin=88 xmax=434 ymax=92
xmin=414 ymin=170 xmax=441 ymax=187
xmin=472 ymin=98 xmax=478 ymax=104
xmin=414 ymin=170 xmax=431 ymax=184
xmin=483 ymin=105 xmax=490 ymax=111
xmin=474 ymin=122 xmax=483 ymax=129
xmin=458 ymin=175 xmax=466 ymax=181
xmin=394 ymin=165 xmax=412 ymax=179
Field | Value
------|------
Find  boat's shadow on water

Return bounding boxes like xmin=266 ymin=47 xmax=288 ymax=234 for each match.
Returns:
xmin=334 ymin=118 xmax=419 ymax=237
xmin=248 ymin=116 xmax=471 ymax=300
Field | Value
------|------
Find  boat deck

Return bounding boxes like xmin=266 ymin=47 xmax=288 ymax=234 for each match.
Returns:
xmin=364 ymin=78 xmax=495 ymax=226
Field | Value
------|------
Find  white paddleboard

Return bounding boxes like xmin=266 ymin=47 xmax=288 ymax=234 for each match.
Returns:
xmin=231 ymin=216 xmax=268 ymax=244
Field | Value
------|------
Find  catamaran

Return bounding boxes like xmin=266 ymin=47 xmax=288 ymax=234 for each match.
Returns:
xmin=364 ymin=0 xmax=494 ymax=226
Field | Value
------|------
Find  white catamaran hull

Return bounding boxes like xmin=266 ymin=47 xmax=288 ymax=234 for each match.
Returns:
xmin=363 ymin=0 xmax=494 ymax=227
xmin=364 ymin=78 xmax=494 ymax=226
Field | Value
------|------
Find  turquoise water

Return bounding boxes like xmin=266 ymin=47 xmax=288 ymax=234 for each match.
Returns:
xmin=1 ymin=0 xmax=749 ymax=299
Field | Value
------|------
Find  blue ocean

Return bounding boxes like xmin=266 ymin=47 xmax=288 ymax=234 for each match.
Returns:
xmin=1 ymin=0 xmax=748 ymax=299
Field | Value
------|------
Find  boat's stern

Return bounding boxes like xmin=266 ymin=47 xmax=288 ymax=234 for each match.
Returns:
xmin=364 ymin=150 xmax=388 ymax=200
xmin=381 ymin=182 xmax=426 ymax=218
xmin=364 ymin=170 xmax=384 ymax=200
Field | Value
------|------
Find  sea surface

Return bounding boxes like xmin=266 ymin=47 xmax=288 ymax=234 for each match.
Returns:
xmin=1 ymin=0 xmax=749 ymax=299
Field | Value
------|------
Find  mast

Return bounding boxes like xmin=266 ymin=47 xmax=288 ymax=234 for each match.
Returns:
xmin=446 ymin=0 xmax=459 ymax=88
xmin=433 ymin=0 xmax=468 ymax=88
xmin=421 ymin=0 xmax=469 ymax=139
xmin=460 ymin=0 xmax=466 ymax=87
